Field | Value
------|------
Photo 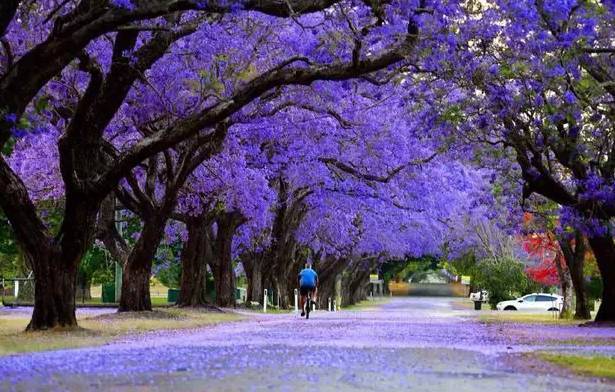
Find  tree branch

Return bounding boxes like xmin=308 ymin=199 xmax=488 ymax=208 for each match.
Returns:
xmin=0 ymin=0 xmax=20 ymax=38
xmin=99 ymin=16 xmax=421 ymax=192
xmin=319 ymin=152 xmax=438 ymax=183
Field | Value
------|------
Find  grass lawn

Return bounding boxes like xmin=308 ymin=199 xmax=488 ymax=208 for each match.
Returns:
xmin=538 ymin=353 xmax=615 ymax=379
xmin=478 ymin=311 xmax=590 ymax=325
xmin=2 ymin=296 xmax=172 ymax=307
xmin=0 ymin=308 xmax=243 ymax=356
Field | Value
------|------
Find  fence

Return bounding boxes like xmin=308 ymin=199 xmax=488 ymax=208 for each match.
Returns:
xmin=1 ymin=277 xmax=36 ymax=305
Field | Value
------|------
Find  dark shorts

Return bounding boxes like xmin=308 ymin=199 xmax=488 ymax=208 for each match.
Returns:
xmin=300 ymin=285 xmax=316 ymax=296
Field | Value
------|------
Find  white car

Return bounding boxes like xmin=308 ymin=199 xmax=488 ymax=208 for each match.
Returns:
xmin=496 ymin=293 xmax=563 ymax=312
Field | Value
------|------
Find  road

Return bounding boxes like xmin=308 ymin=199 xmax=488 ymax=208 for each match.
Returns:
xmin=2 ymin=297 xmax=615 ymax=391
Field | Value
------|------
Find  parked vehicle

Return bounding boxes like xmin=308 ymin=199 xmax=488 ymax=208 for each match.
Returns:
xmin=469 ymin=290 xmax=489 ymax=303
xmin=496 ymin=293 xmax=563 ymax=312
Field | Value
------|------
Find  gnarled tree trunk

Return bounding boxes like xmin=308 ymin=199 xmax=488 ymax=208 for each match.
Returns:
xmin=559 ymin=231 xmax=591 ymax=320
xmin=242 ymin=251 xmax=264 ymax=304
xmin=552 ymin=251 xmax=573 ymax=318
xmin=178 ymin=220 xmax=211 ymax=307
xmin=587 ymin=233 xmax=615 ymax=322
xmin=119 ymin=217 xmax=166 ymax=312
xmin=27 ymin=250 xmax=79 ymax=330
xmin=26 ymin=195 xmax=100 ymax=330
xmin=314 ymin=256 xmax=347 ymax=309
xmin=211 ymin=212 xmax=245 ymax=307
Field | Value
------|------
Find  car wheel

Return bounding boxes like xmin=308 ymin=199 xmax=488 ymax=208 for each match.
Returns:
xmin=547 ymin=307 xmax=559 ymax=312
xmin=504 ymin=306 xmax=517 ymax=311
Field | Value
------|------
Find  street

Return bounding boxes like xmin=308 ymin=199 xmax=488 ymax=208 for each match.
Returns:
xmin=2 ymin=297 xmax=615 ymax=391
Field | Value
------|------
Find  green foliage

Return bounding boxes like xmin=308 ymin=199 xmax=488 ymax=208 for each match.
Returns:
xmin=586 ymin=276 xmax=603 ymax=301
xmin=473 ymin=257 xmax=534 ymax=309
xmin=441 ymin=252 xmax=477 ymax=278
xmin=381 ymin=256 xmax=438 ymax=283
xmin=0 ymin=212 xmax=19 ymax=278
xmin=154 ymin=242 xmax=182 ymax=289
xmin=80 ymin=245 xmax=114 ymax=286
xmin=440 ymin=105 xmax=464 ymax=125
xmin=1 ymin=136 xmax=16 ymax=155
xmin=156 ymin=260 xmax=181 ymax=289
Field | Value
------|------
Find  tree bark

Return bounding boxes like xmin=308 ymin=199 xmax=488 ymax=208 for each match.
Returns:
xmin=119 ymin=217 xmax=166 ymax=312
xmin=587 ymin=233 xmax=615 ymax=322
xmin=551 ymin=245 xmax=573 ymax=317
xmin=119 ymin=260 xmax=152 ymax=312
xmin=314 ymin=257 xmax=347 ymax=309
xmin=0 ymin=0 xmax=19 ymax=38
xmin=242 ymin=251 xmax=264 ymax=304
xmin=26 ymin=250 xmax=78 ymax=330
xmin=24 ymin=194 xmax=100 ymax=330
xmin=75 ymin=271 xmax=92 ymax=302
xmin=211 ymin=212 xmax=245 ymax=307
xmin=559 ymin=232 xmax=591 ymax=320
xmin=178 ymin=220 xmax=211 ymax=307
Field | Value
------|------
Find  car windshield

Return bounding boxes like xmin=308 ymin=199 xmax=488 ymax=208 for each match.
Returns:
xmin=523 ymin=295 xmax=537 ymax=302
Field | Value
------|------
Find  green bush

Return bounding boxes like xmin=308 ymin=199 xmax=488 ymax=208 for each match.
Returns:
xmin=473 ymin=257 xmax=534 ymax=309
xmin=586 ymin=276 xmax=603 ymax=301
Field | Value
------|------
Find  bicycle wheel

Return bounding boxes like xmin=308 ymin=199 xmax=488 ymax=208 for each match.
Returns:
xmin=305 ymin=293 xmax=311 ymax=319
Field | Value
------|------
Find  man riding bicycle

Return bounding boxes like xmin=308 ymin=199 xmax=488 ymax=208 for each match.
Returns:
xmin=298 ymin=264 xmax=318 ymax=317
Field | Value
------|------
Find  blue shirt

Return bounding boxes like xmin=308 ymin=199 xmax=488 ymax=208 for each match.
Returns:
xmin=299 ymin=268 xmax=318 ymax=288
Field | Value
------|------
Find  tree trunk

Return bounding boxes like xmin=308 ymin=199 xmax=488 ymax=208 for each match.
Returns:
xmin=341 ymin=257 xmax=375 ymax=307
xmin=242 ymin=252 xmax=264 ymax=304
xmin=119 ymin=218 xmax=166 ymax=312
xmin=315 ymin=257 xmax=347 ymax=309
xmin=587 ymin=233 xmax=615 ymax=322
xmin=75 ymin=271 xmax=92 ymax=302
xmin=26 ymin=250 xmax=79 ymax=330
xmin=119 ymin=261 xmax=152 ymax=312
xmin=213 ymin=253 xmax=235 ymax=308
xmin=274 ymin=277 xmax=289 ymax=309
xmin=178 ymin=220 xmax=210 ymax=307
xmin=25 ymin=196 xmax=100 ymax=330
xmin=349 ymin=269 xmax=371 ymax=305
xmin=559 ymin=232 xmax=591 ymax=320
xmin=570 ymin=259 xmax=591 ymax=320
xmin=211 ymin=212 xmax=244 ymax=308
xmin=553 ymin=252 xmax=573 ymax=318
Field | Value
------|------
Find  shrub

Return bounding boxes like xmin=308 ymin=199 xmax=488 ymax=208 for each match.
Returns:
xmin=473 ymin=257 xmax=534 ymax=309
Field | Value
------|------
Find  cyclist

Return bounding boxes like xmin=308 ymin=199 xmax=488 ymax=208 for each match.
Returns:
xmin=298 ymin=263 xmax=318 ymax=317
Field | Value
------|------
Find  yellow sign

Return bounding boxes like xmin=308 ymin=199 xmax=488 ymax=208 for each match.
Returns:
xmin=461 ymin=276 xmax=471 ymax=285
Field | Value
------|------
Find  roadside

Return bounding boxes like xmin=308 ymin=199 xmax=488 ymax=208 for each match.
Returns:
xmin=0 ymin=306 xmax=243 ymax=356
xmin=3 ymin=297 xmax=615 ymax=391
xmin=459 ymin=297 xmax=615 ymax=382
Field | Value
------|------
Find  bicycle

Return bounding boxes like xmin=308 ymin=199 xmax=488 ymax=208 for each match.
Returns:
xmin=304 ymin=290 xmax=314 ymax=319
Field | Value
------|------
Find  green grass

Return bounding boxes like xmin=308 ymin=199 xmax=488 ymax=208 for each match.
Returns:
xmin=538 ymin=353 xmax=615 ymax=379
xmin=478 ymin=311 xmax=587 ymax=325
xmin=547 ymin=338 xmax=615 ymax=346
xmin=0 ymin=308 xmax=243 ymax=356
xmin=2 ymin=296 xmax=173 ymax=307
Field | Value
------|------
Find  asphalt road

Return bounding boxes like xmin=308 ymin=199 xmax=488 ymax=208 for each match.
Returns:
xmin=2 ymin=297 xmax=614 ymax=391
